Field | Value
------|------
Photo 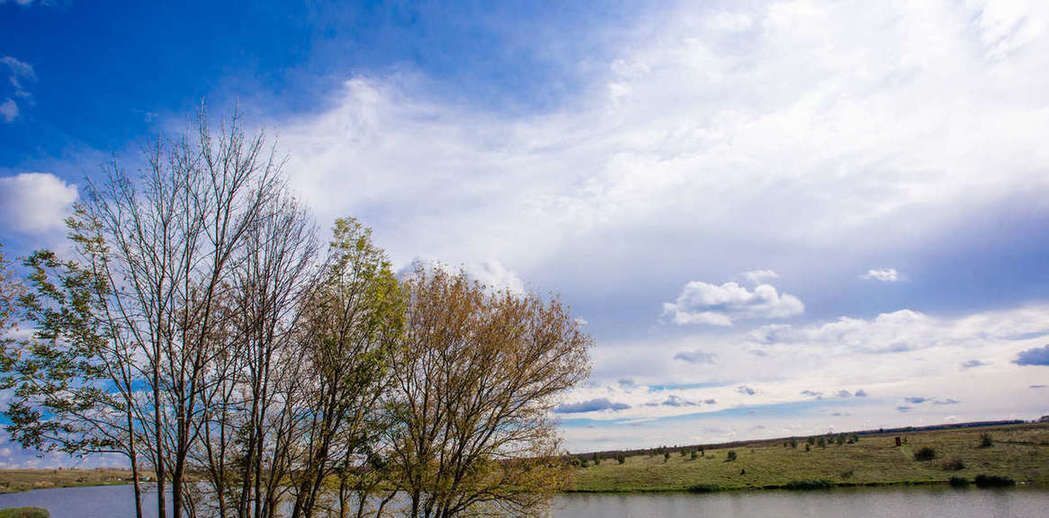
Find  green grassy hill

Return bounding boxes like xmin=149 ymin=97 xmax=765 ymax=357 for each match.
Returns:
xmin=569 ymin=422 xmax=1049 ymax=492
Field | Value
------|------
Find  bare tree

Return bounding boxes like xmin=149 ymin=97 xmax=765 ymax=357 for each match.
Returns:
xmin=388 ymin=266 xmax=591 ymax=518
xmin=69 ymin=108 xmax=281 ymax=518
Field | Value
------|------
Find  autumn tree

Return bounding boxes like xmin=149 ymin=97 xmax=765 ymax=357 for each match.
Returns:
xmin=386 ymin=266 xmax=591 ymax=517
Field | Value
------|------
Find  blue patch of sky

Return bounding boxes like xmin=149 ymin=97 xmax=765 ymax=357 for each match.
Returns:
xmin=0 ymin=0 xmax=653 ymax=168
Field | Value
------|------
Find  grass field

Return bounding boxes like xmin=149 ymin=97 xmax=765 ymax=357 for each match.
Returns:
xmin=0 ymin=468 xmax=134 ymax=494
xmin=568 ymin=422 xmax=1049 ymax=492
xmin=0 ymin=508 xmax=48 ymax=518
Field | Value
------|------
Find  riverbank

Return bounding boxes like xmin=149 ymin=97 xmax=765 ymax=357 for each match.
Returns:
xmin=568 ymin=422 xmax=1049 ymax=492
xmin=1 ymin=423 xmax=1045 ymax=496
xmin=0 ymin=469 xmax=134 ymax=494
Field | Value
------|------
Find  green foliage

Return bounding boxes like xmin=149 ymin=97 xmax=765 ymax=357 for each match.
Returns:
xmin=663 ymin=451 xmax=670 ymax=463
xmin=725 ymin=450 xmax=737 ymax=462
xmin=616 ymin=454 xmax=626 ymax=465
xmin=690 ymin=450 xmax=698 ymax=460
xmin=0 ymin=249 xmax=127 ymax=457
xmin=949 ymin=476 xmax=970 ymax=488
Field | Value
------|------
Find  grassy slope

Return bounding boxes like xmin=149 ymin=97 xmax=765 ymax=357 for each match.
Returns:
xmin=0 ymin=469 xmax=134 ymax=494
xmin=569 ymin=423 xmax=1049 ymax=492
xmin=0 ymin=508 xmax=48 ymax=518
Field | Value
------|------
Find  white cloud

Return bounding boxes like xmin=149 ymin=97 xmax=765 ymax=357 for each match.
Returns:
xmin=743 ymin=269 xmax=779 ymax=284
xmin=1 ymin=56 xmax=35 ymax=94
xmin=270 ymin=1 xmax=1049 ymax=309
xmin=662 ymin=278 xmax=803 ymax=326
xmin=401 ymin=257 xmax=526 ymax=295
xmin=0 ymin=173 xmax=78 ymax=234
xmin=862 ymin=268 xmax=900 ymax=282
xmin=0 ymin=99 xmax=16 ymax=123
xmin=0 ymin=56 xmax=34 ymax=123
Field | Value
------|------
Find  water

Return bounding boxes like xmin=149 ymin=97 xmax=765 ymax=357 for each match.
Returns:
xmin=1 ymin=485 xmax=1047 ymax=517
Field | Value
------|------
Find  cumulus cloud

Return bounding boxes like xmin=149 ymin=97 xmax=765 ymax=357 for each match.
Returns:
xmin=554 ymin=398 xmax=630 ymax=414
xmin=854 ymin=389 xmax=868 ymax=397
xmin=0 ymin=173 xmax=78 ymax=234
xmin=273 ymin=1 xmax=1049 ymax=306
xmin=861 ymin=268 xmax=900 ymax=282
xmin=737 ymin=385 xmax=756 ymax=396
xmin=672 ymin=350 xmax=716 ymax=364
xmin=1014 ymin=345 xmax=1049 ymax=366
xmin=961 ymin=359 xmax=989 ymax=369
xmin=662 ymin=279 xmax=804 ymax=326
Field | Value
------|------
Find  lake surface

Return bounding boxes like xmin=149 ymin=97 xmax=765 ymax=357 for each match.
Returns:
xmin=1 ymin=484 xmax=1047 ymax=517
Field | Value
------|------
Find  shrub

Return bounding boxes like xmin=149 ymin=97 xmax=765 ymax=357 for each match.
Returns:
xmin=690 ymin=450 xmax=698 ymax=460
xmin=942 ymin=458 xmax=966 ymax=471
xmin=687 ymin=484 xmax=722 ymax=493
xmin=680 ymin=449 xmax=687 ymax=457
xmin=851 ymin=434 xmax=860 ymax=443
xmin=913 ymin=447 xmax=937 ymax=461
xmin=790 ymin=438 xmax=798 ymax=448
xmin=817 ymin=437 xmax=826 ymax=448
xmin=726 ymin=450 xmax=738 ymax=462
xmin=783 ymin=479 xmax=834 ymax=490
xmin=973 ymin=474 xmax=1015 ymax=488
xmin=663 ymin=451 xmax=671 ymax=463
xmin=580 ymin=459 xmax=590 ymax=468
xmin=979 ymin=433 xmax=993 ymax=448
xmin=616 ymin=454 xmax=626 ymax=465
xmin=806 ymin=437 xmax=816 ymax=445
xmin=805 ymin=444 xmax=811 ymax=452
xmin=949 ymin=476 xmax=970 ymax=488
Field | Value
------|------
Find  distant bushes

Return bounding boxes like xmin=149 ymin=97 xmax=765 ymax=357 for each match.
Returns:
xmin=783 ymin=479 xmax=835 ymax=490
xmin=725 ymin=450 xmax=737 ymax=462
xmin=913 ymin=447 xmax=937 ymax=461
xmin=973 ymin=474 xmax=1015 ymax=488
xmin=949 ymin=476 xmax=970 ymax=488
xmin=616 ymin=454 xmax=626 ymax=465
xmin=942 ymin=458 xmax=966 ymax=471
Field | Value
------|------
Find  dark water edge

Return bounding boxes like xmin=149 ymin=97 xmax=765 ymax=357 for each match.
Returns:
xmin=1 ymin=484 xmax=1049 ymax=517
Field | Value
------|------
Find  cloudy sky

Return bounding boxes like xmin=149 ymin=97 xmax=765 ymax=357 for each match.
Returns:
xmin=2 ymin=0 xmax=1049 ymax=464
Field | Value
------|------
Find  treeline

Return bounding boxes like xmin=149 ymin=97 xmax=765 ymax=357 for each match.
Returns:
xmin=569 ymin=420 xmax=1029 ymax=463
xmin=0 ymin=112 xmax=591 ymax=518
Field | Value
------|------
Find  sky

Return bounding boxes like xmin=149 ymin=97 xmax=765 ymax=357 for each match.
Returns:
xmin=2 ymin=0 xmax=1049 ymax=466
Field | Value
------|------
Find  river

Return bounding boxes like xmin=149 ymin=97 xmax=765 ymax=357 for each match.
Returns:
xmin=0 ymin=485 xmax=1047 ymax=517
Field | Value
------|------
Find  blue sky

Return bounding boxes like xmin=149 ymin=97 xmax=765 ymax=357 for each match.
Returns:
xmin=3 ymin=0 xmax=1049 ymax=465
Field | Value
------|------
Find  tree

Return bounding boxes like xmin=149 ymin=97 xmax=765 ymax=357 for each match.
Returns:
xmin=288 ymin=217 xmax=404 ymax=518
xmin=386 ymin=266 xmax=591 ymax=517
xmin=2 ymin=249 xmax=147 ymax=518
